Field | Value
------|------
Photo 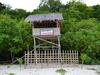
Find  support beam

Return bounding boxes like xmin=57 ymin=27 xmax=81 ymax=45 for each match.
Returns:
xmin=58 ymin=36 xmax=61 ymax=64
xmin=35 ymin=36 xmax=58 ymax=46
xmin=36 ymin=46 xmax=58 ymax=48
xmin=58 ymin=36 xmax=61 ymax=51
xmin=34 ymin=36 xmax=37 ymax=64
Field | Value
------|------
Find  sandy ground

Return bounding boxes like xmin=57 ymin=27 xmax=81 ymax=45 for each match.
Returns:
xmin=0 ymin=65 xmax=100 ymax=75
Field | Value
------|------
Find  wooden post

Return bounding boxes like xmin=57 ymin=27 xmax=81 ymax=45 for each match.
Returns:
xmin=50 ymin=50 xmax=51 ymax=63
xmin=44 ymin=50 xmax=46 ymax=63
xmin=30 ymin=51 xmax=32 ymax=63
xmin=39 ymin=50 xmax=40 ymax=64
xmin=77 ymin=50 xmax=79 ymax=64
xmin=70 ymin=50 xmax=73 ymax=64
xmin=24 ymin=51 xmax=27 ymax=68
xmin=53 ymin=49 xmax=54 ymax=63
xmin=72 ymin=50 xmax=74 ymax=64
xmin=65 ymin=50 xmax=67 ymax=64
xmin=27 ymin=50 xmax=29 ymax=65
xmin=34 ymin=36 xmax=37 ymax=64
xmin=25 ymin=51 xmax=26 ymax=65
xmin=58 ymin=36 xmax=61 ymax=51
xmin=67 ymin=50 xmax=69 ymax=64
xmin=75 ymin=50 xmax=76 ymax=64
xmin=47 ymin=50 xmax=49 ymax=64
xmin=58 ymin=36 xmax=61 ymax=64
xmin=62 ymin=50 xmax=64 ymax=64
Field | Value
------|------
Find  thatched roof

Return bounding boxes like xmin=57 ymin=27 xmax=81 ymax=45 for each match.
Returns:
xmin=26 ymin=13 xmax=63 ymax=22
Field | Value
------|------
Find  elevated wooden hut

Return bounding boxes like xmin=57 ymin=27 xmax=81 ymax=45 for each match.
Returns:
xmin=25 ymin=13 xmax=79 ymax=66
xmin=26 ymin=13 xmax=63 ymax=51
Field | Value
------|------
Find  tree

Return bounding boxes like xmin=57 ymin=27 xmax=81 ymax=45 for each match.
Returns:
xmin=0 ymin=14 xmax=18 ymax=62
xmin=93 ymin=5 xmax=100 ymax=20
xmin=38 ymin=0 xmax=63 ymax=12
xmin=0 ymin=2 xmax=6 ymax=12
xmin=61 ymin=18 xmax=100 ymax=64
xmin=3 ymin=9 xmax=30 ymax=19
xmin=80 ymin=53 xmax=91 ymax=64
xmin=0 ymin=14 xmax=32 ymax=63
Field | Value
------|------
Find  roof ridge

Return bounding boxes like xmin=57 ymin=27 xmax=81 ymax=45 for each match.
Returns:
xmin=26 ymin=13 xmax=63 ymax=22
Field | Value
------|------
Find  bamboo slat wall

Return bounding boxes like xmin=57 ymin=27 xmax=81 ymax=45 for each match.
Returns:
xmin=25 ymin=50 xmax=79 ymax=65
xmin=32 ymin=28 xmax=60 ymax=36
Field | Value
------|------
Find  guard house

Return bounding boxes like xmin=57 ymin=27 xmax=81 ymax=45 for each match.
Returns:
xmin=26 ymin=13 xmax=63 ymax=51
xmin=25 ymin=13 xmax=79 ymax=65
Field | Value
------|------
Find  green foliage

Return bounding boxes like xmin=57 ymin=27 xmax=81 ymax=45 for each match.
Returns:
xmin=0 ymin=14 xmax=33 ymax=62
xmin=0 ymin=14 xmax=17 ymax=51
xmin=37 ymin=0 xmax=63 ymax=12
xmin=80 ymin=53 xmax=91 ymax=64
xmin=93 ymin=5 xmax=100 ymax=20
xmin=56 ymin=69 xmax=66 ymax=75
xmin=0 ymin=2 xmax=6 ymax=13
xmin=61 ymin=18 xmax=100 ymax=64
xmin=17 ymin=58 xmax=23 ymax=65
xmin=9 ymin=73 xmax=15 ymax=75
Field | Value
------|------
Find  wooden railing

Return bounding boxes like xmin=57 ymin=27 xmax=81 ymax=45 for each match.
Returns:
xmin=25 ymin=50 xmax=79 ymax=65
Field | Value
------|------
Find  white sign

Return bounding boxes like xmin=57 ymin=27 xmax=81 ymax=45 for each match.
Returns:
xmin=41 ymin=29 xmax=53 ymax=35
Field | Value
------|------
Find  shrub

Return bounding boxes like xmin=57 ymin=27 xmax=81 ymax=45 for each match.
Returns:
xmin=9 ymin=73 xmax=15 ymax=75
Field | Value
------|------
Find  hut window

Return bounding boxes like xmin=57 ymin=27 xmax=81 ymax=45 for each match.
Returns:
xmin=34 ymin=21 xmax=57 ymax=28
